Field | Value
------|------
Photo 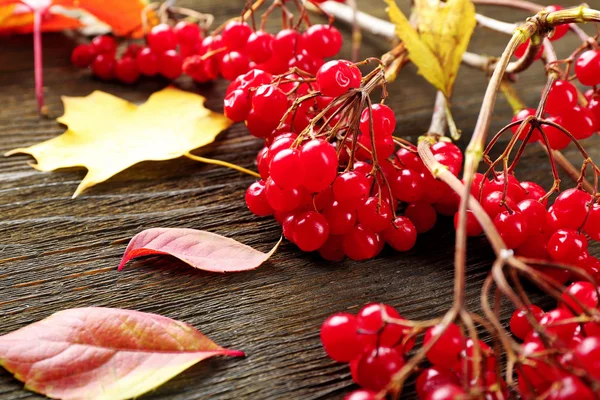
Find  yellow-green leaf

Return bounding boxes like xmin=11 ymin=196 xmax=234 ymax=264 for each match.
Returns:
xmin=385 ymin=0 xmax=476 ymax=97
xmin=6 ymin=87 xmax=233 ymax=198
xmin=384 ymin=0 xmax=446 ymax=92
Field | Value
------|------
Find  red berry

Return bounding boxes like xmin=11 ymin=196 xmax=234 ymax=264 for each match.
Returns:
xmin=147 ymin=24 xmax=177 ymax=53
xmin=384 ymin=216 xmax=417 ymax=251
xmin=481 ymin=191 xmax=517 ymax=219
xmin=510 ymin=108 xmax=538 ymax=141
xmin=425 ymin=384 xmax=466 ymax=400
xmin=356 ymin=303 xmax=407 ymax=349
xmin=252 ymin=84 xmax=288 ymax=122
xmin=300 ymin=139 xmax=338 ymax=193
xmin=220 ymin=51 xmax=250 ymax=81
xmin=545 ymin=80 xmax=578 ymax=115
xmin=90 ymin=35 xmax=116 ymax=56
xmin=517 ymin=199 xmax=546 ymax=234
xmin=246 ymin=30 xmax=274 ymax=63
xmin=91 ymin=54 xmax=115 ymax=80
xmin=224 ymin=89 xmax=251 ymax=122
xmin=405 ymin=202 xmax=436 ymax=233
xmin=342 ymin=225 xmax=379 ymax=260
xmin=316 ymin=60 xmax=361 ymax=97
xmin=288 ymin=51 xmax=323 ymax=74
xmin=575 ymin=50 xmax=600 ymax=86
xmin=546 ymin=375 xmax=594 ymax=400
xmin=357 ymin=197 xmax=392 ymax=232
xmin=573 ymin=336 xmax=600 ymax=380
xmin=561 ymin=281 xmax=598 ymax=314
xmin=320 ymin=313 xmax=362 ymax=362
xmin=245 ymin=180 xmax=273 ymax=216
xmin=355 ymin=346 xmax=404 ymax=391
xmin=547 ymin=229 xmax=588 ymax=264
xmin=516 ymin=233 xmax=549 ymax=259
xmin=520 ymin=181 xmax=547 ymax=204
xmin=359 ymin=104 xmax=396 ymax=139
xmin=159 ymin=50 xmax=183 ymax=79
xmin=222 ymin=21 xmax=252 ymax=51
xmin=303 ymin=24 xmax=342 ymax=58
xmin=270 ymin=148 xmax=306 ymax=190
xmin=514 ymin=39 xmax=543 ymax=60
xmin=265 ymin=177 xmax=302 ymax=212
xmin=294 ymin=211 xmax=330 ymax=251
xmin=510 ymin=305 xmax=544 ymax=340
xmin=115 ymin=57 xmax=140 ymax=84
xmin=423 ymin=323 xmax=465 ymax=369
xmin=272 ymin=29 xmax=304 ymax=57
xmin=395 ymin=147 xmax=423 ymax=172
xmin=543 ymin=116 xmax=571 ymax=150
xmin=174 ymin=21 xmax=201 ymax=46
xmin=584 ymin=202 xmax=600 ymax=241
xmin=546 ymin=6 xmax=569 ymax=41
xmin=318 ymin=235 xmax=345 ymax=261
xmin=454 ymin=210 xmax=483 ymax=236
xmin=323 ymin=201 xmax=357 ymax=235
xmin=553 ymin=188 xmax=592 ymax=230
xmin=136 ymin=47 xmax=160 ymax=76
xmin=123 ymin=43 xmax=143 ymax=59
xmin=344 ymin=390 xmax=376 ymax=400
xmin=333 ymin=171 xmax=370 ymax=209
xmin=71 ymin=44 xmax=95 ymax=68
xmin=416 ymin=367 xmax=461 ymax=398
xmin=493 ymin=210 xmax=528 ymax=249
xmin=540 ymin=308 xmax=577 ymax=343
xmin=391 ymin=169 xmax=424 ymax=203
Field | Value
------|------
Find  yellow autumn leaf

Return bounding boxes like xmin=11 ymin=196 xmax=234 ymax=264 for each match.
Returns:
xmin=6 ymin=87 xmax=233 ymax=198
xmin=385 ymin=0 xmax=476 ymax=97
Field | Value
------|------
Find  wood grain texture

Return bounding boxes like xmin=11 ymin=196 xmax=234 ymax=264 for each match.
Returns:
xmin=0 ymin=1 xmax=598 ymax=399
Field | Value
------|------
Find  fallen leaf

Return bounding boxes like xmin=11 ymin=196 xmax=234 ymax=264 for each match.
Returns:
xmin=0 ymin=307 xmax=244 ymax=400
xmin=385 ymin=0 xmax=476 ymax=96
xmin=119 ymin=228 xmax=281 ymax=273
xmin=6 ymin=87 xmax=233 ymax=197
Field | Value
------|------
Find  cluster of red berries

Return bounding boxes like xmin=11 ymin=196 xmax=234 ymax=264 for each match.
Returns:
xmin=320 ymin=304 xmax=508 ymax=400
xmin=70 ymin=21 xmax=203 ymax=83
xmin=509 ymin=280 xmax=600 ymax=399
xmin=511 ymin=78 xmax=599 ymax=150
xmin=70 ymin=18 xmax=342 ymax=85
xmin=230 ymin=59 xmax=464 ymax=260
xmin=467 ymin=173 xmax=600 ymax=283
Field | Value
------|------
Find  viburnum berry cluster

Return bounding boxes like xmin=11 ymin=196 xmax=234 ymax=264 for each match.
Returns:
xmin=70 ymin=0 xmax=344 ymax=85
xmin=230 ymin=58 xmax=463 ymax=260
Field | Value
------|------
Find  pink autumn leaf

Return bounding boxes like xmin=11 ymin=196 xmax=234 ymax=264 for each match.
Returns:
xmin=118 ymin=227 xmax=281 ymax=273
xmin=0 ymin=307 xmax=244 ymax=400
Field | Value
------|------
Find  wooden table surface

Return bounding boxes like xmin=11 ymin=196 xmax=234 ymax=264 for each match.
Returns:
xmin=1 ymin=1 xmax=597 ymax=399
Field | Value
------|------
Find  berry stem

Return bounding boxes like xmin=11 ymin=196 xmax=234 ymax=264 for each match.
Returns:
xmin=427 ymin=91 xmax=447 ymax=136
xmin=184 ymin=153 xmax=260 ymax=178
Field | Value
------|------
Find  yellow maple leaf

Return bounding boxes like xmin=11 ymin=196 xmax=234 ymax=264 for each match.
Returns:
xmin=384 ymin=0 xmax=476 ymax=97
xmin=6 ymin=87 xmax=233 ymax=198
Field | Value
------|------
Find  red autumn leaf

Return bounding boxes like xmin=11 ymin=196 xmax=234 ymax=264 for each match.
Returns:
xmin=119 ymin=228 xmax=281 ymax=273
xmin=0 ymin=307 xmax=244 ymax=400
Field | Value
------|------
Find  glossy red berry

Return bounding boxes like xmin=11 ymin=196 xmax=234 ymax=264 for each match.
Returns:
xmin=222 ymin=21 xmax=252 ymax=51
xmin=270 ymin=148 xmax=306 ymax=190
xmin=220 ymin=51 xmax=250 ymax=81
xmin=510 ymin=108 xmax=538 ymax=141
xmin=454 ymin=210 xmax=483 ymax=237
xmin=355 ymin=346 xmax=405 ymax=391
xmin=574 ymin=337 xmax=600 ymax=381
xmin=333 ymin=171 xmax=370 ymax=209
xmin=553 ymin=188 xmax=592 ymax=229
xmin=174 ymin=21 xmax=201 ymax=45
xmin=320 ymin=313 xmax=362 ymax=362
xmin=561 ymin=281 xmax=598 ymax=314
xmin=405 ymin=202 xmax=436 ymax=233
xmin=424 ymin=323 xmax=465 ymax=369
xmin=265 ymin=177 xmax=302 ymax=212
xmin=425 ymin=384 xmax=466 ymax=400
xmin=246 ymin=30 xmax=274 ymax=63
xmin=136 ymin=47 xmax=160 ymax=76
xmin=356 ymin=303 xmax=406 ymax=349
xmin=547 ymin=229 xmax=588 ymax=264
xmin=546 ymin=375 xmax=594 ymax=400
xmin=493 ymin=211 xmax=528 ymax=249
xmin=224 ymin=89 xmax=251 ymax=122
xmin=323 ymin=201 xmax=356 ymax=235
xmin=300 ymin=139 xmax=338 ymax=193
xmin=90 ymin=35 xmax=116 ymax=56
xmin=510 ymin=305 xmax=544 ymax=340
xmin=391 ymin=169 xmax=424 ymax=203
xmin=303 ymin=24 xmax=342 ymax=58
xmin=517 ymin=199 xmax=546 ymax=234
xmin=252 ymin=84 xmax=288 ymax=122
xmin=91 ymin=54 xmax=115 ymax=80
xmin=540 ymin=308 xmax=577 ymax=343
xmin=575 ymin=50 xmax=600 ymax=86
xmin=357 ymin=197 xmax=392 ymax=232
xmin=294 ymin=211 xmax=330 ymax=251
xmin=514 ymin=39 xmax=543 ymax=60
xmin=359 ymin=104 xmax=396 ymax=139
xmin=344 ymin=390 xmax=376 ymax=400
xmin=245 ymin=180 xmax=273 ymax=216
xmin=272 ymin=29 xmax=305 ymax=58
xmin=159 ymin=50 xmax=183 ymax=79
xmin=316 ymin=60 xmax=361 ymax=97
xmin=114 ymin=57 xmax=139 ymax=84
xmin=71 ymin=44 xmax=95 ymax=68
xmin=384 ymin=216 xmax=417 ymax=251
xmin=481 ymin=191 xmax=517 ymax=219
xmin=545 ymin=80 xmax=578 ymax=115
xmin=546 ymin=6 xmax=569 ymax=41
xmin=343 ymin=225 xmax=379 ymax=260
xmin=147 ymin=24 xmax=177 ymax=53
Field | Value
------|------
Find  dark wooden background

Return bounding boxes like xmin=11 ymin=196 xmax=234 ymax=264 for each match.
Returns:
xmin=1 ymin=0 xmax=598 ymax=399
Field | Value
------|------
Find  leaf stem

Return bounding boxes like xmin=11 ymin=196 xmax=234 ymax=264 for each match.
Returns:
xmin=184 ymin=153 xmax=260 ymax=178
